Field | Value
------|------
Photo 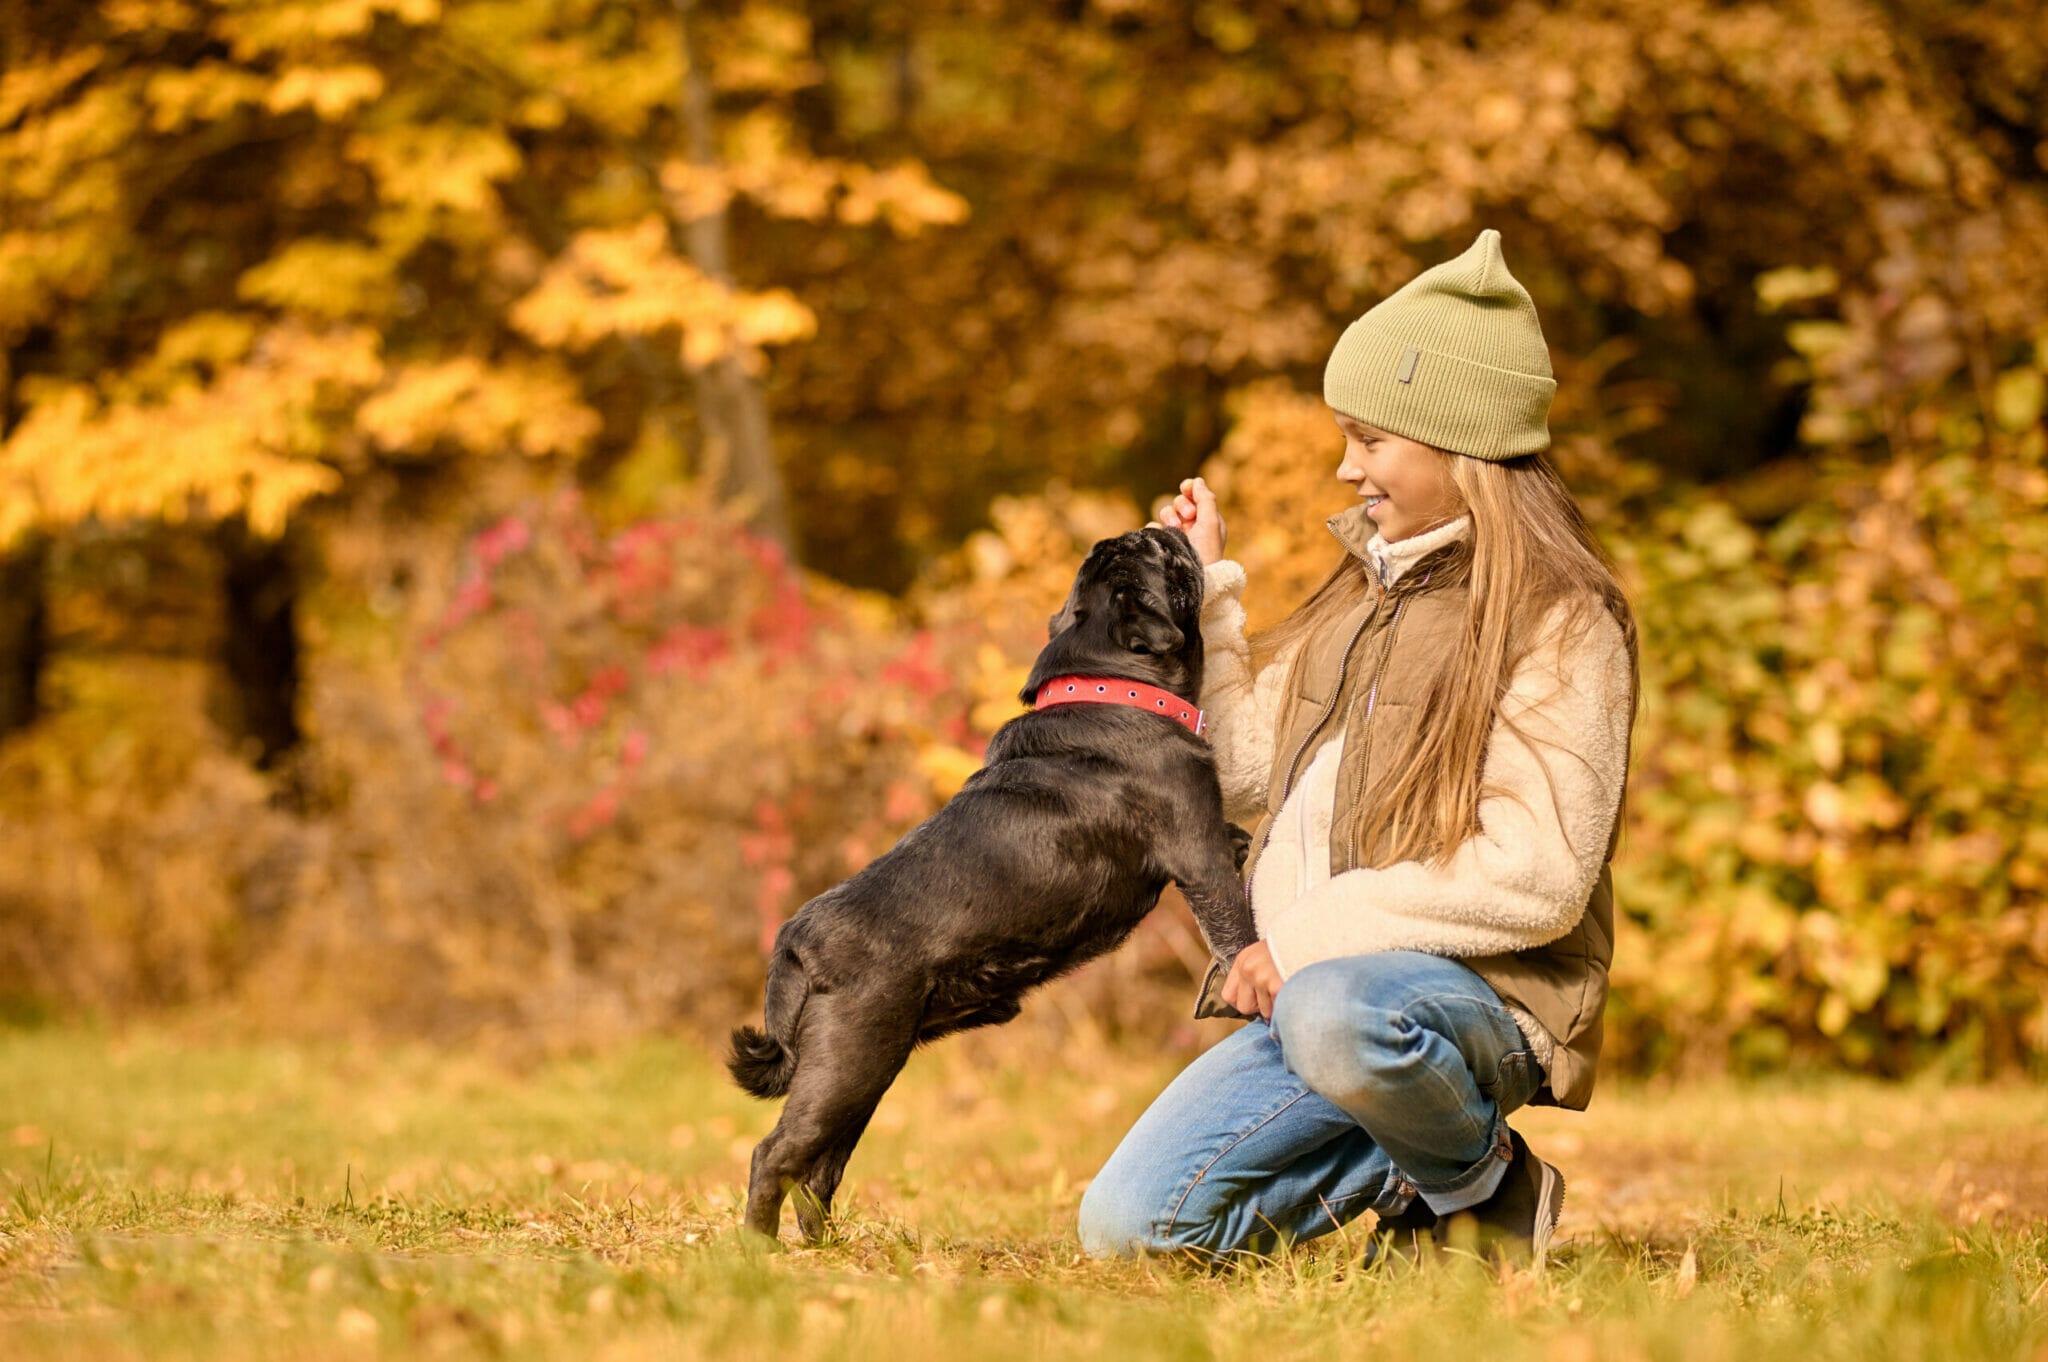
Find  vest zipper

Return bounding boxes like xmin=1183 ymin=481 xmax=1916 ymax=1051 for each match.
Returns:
xmin=1338 ymin=582 xmax=1423 ymax=872
xmin=1243 ymin=586 xmax=1387 ymax=892
xmin=1246 ymin=562 xmax=1440 ymax=895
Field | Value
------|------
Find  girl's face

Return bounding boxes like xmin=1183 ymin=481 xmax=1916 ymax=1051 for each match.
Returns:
xmin=1332 ymin=410 xmax=1463 ymax=542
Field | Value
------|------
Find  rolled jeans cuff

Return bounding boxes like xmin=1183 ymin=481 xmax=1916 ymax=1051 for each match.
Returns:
xmin=1404 ymin=1111 xmax=1517 ymax=1216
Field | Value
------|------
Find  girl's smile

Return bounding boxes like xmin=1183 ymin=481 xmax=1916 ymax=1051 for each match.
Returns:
xmin=1333 ymin=411 xmax=1463 ymax=541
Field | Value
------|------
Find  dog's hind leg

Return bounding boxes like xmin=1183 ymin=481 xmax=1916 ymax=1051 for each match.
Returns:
xmin=742 ymin=995 xmax=917 ymax=1243
xmin=792 ymin=991 xmax=1023 ymax=1238
xmin=794 ymin=1105 xmax=876 ymax=1242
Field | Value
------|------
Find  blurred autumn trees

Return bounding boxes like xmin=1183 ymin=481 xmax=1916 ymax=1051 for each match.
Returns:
xmin=0 ymin=1 xmax=2044 ymax=1070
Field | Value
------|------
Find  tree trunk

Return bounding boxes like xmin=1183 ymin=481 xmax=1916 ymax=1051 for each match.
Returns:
xmin=215 ymin=521 xmax=302 ymax=767
xmin=674 ymin=0 xmax=796 ymax=554
xmin=0 ymin=535 xmax=47 ymax=740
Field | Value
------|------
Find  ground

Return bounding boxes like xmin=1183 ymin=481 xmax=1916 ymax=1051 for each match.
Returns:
xmin=3 ymin=1025 xmax=2045 ymax=1360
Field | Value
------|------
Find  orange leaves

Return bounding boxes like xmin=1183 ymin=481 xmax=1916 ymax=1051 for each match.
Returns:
xmin=211 ymin=0 xmax=441 ymax=62
xmin=0 ymin=45 xmax=105 ymax=125
xmin=344 ymin=122 xmax=521 ymax=219
xmin=266 ymin=63 xmax=386 ymax=119
xmin=0 ymin=324 xmax=379 ymax=540
xmin=661 ymin=121 xmax=969 ymax=237
xmin=706 ymin=5 xmax=823 ymax=96
xmin=359 ymin=357 xmax=600 ymax=460
xmin=511 ymin=218 xmax=817 ymax=371
xmin=658 ymin=161 xmax=739 ymax=222
xmin=1197 ymin=380 xmax=1355 ymax=631
xmin=238 ymin=238 xmax=397 ymax=319
xmin=834 ymin=161 xmax=971 ymax=237
xmin=1 ymin=80 xmax=140 ymax=208
xmin=0 ymin=0 xmax=986 ymax=573
xmin=144 ymin=63 xmax=268 ymax=132
xmin=513 ymin=219 xmax=719 ymax=348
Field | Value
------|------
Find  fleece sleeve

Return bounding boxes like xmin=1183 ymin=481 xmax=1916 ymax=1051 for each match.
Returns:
xmin=1261 ymin=600 xmax=1634 ymax=978
xmin=1195 ymin=559 xmax=1302 ymax=827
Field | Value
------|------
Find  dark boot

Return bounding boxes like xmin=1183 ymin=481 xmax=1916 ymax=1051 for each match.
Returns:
xmin=1434 ymin=1129 xmax=1566 ymax=1268
xmin=1364 ymin=1193 xmax=1441 ymax=1263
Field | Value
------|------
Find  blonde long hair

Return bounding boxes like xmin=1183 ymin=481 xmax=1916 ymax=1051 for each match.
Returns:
xmin=1249 ymin=452 xmax=1640 ymax=869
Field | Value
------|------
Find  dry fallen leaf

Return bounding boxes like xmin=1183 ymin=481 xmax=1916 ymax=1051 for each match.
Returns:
xmin=1674 ymin=1244 xmax=1699 ymax=1298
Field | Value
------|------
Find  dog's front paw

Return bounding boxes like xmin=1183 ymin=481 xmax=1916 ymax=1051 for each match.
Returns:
xmin=1191 ymin=957 xmax=1253 ymax=1021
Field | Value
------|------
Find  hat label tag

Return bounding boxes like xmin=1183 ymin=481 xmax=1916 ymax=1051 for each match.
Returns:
xmin=1396 ymin=348 xmax=1420 ymax=384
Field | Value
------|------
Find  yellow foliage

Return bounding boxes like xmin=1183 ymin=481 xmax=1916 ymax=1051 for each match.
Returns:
xmin=358 ymin=356 xmax=600 ymax=459
xmin=512 ymin=217 xmax=817 ymax=371
xmin=1196 ymin=380 xmax=1356 ymax=631
xmin=1 ymin=82 xmax=140 ymax=204
xmin=444 ymin=3 xmax=683 ymax=140
xmin=707 ymin=5 xmax=822 ymax=96
xmin=0 ymin=226 xmax=107 ymax=335
xmin=0 ymin=325 xmax=380 ymax=538
xmin=658 ymin=161 xmax=736 ymax=222
xmin=732 ymin=290 xmax=816 ymax=348
xmin=698 ymin=112 xmax=970 ymax=234
xmin=238 ymin=238 xmax=397 ymax=319
xmin=914 ymin=742 xmax=984 ymax=801
xmin=101 ymin=0 xmax=202 ymax=35
xmin=0 ymin=45 xmax=104 ymax=125
xmin=212 ymin=0 xmax=441 ymax=60
xmin=911 ymin=483 xmax=1146 ymax=683
xmin=345 ymin=122 xmax=522 ymax=217
xmin=835 ymin=161 xmax=972 ymax=237
xmin=265 ymin=64 xmax=386 ymax=119
xmin=119 ymin=312 xmax=260 ymax=396
xmin=145 ymin=62 xmax=268 ymax=132
xmin=1755 ymin=266 xmax=1840 ymax=313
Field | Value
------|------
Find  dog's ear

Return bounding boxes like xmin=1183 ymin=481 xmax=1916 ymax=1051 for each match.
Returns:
xmin=1112 ymin=593 xmax=1184 ymax=655
xmin=1046 ymin=581 xmax=1082 ymax=638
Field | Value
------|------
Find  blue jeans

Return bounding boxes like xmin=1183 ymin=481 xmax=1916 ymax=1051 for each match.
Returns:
xmin=1078 ymin=951 xmax=1545 ymax=1258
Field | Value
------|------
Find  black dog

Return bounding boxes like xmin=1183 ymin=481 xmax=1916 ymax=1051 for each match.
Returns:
xmin=727 ymin=526 xmax=1257 ymax=1242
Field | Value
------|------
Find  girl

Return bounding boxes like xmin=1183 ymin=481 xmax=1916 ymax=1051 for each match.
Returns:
xmin=1078 ymin=230 xmax=1639 ymax=1268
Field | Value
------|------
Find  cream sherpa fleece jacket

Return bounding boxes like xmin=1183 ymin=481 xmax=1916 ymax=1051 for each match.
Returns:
xmin=1196 ymin=517 xmax=1633 ymax=1070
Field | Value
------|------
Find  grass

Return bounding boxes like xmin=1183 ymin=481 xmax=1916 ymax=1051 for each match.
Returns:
xmin=2 ymin=1024 xmax=2045 ymax=1361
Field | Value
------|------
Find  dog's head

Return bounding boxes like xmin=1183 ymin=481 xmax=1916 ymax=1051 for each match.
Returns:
xmin=1021 ymin=526 xmax=1207 ymax=703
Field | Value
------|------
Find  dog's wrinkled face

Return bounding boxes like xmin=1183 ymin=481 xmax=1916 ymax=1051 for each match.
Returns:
xmin=1027 ymin=527 xmax=1206 ymax=698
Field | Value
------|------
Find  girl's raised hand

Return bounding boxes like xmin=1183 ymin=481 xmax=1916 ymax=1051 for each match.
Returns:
xmin=1153 ymin=477 xmax=1227 ymax=567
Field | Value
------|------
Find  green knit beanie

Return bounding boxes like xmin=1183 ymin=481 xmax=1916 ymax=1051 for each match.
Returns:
xmin=1322 ymin=229 xmax=1555 ymax=461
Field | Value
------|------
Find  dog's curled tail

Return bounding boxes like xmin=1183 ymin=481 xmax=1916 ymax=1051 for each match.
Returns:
xmin=726 ymin=951 xmax=809 ymax=1099
xmin=726 ymin=1025 xmax=793 ymax=1098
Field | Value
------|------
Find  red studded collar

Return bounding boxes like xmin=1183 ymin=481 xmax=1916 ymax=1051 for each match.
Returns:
xmin=1032 ymin=675 xmax=1206 ymax=738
